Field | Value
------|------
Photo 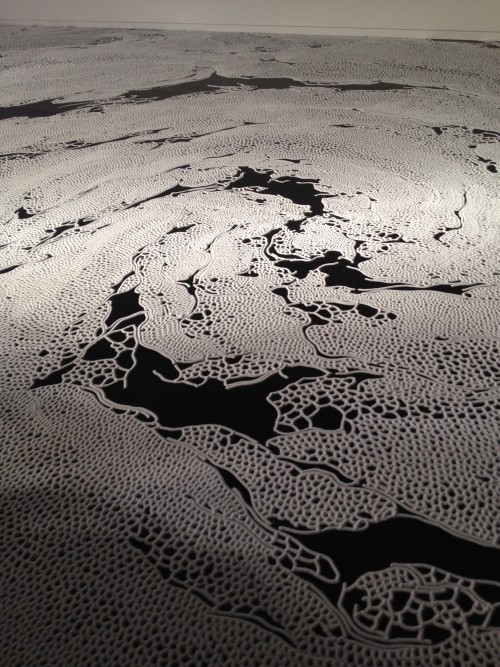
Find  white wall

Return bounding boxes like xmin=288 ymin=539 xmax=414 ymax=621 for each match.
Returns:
xmin=1 ymin=0 xmax=499 ymax=40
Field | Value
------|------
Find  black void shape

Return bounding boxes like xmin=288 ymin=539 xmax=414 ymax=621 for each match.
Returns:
xmin=97 ymin=344 xmax=326 ymax=444
xmin=124 ymin=165 xmax=332 ymax=219
xmin=0 ymin=72 xmax=446 ymax=121
xmin=225 ymin=166 xmax=331 ymax=217
xmin=104 ymin=288 xmax=145 ymax=327
xmin=319 ymin=262 xmax=479 ymax=295
xmin=32 ymin=285 xmax=330 ymax=444
xmin=206 ymin=462 xmax=500 ymax=642
xmin=124 ymin=177 xmax=193 ymax=210
xmin=35 ymin=340 xmax=330 ymax=444
xmin=118 ymin=165 xmax=482 ymax=300
xmin=14 ymin=206 xmax=35 ymax=219
xmin=295 ymin=516 xmax=500 ymax=587
xmin=38 ymin=217 xmax=96 ymax=244
xmin=0 ymin=264 xmax=20 ymax=274
xmin=127 ymin=444 xmax=500 ymax=645
xmin=264 ymin=237 xmax=478 ymax=296
xmin=196 ymin=436 xmax=500 ymax=594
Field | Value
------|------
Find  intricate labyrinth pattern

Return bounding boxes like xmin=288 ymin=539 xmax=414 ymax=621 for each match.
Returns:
xmin=0 ymin=25 xmax=499 ymax=666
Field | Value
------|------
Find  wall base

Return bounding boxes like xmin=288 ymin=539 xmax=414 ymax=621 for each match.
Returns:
xmin=1 ymin=18 xmax=499 ymax=41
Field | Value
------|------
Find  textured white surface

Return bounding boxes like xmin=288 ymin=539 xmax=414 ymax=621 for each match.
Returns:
xmin=0 ymin=26 xmax=499 ymax=666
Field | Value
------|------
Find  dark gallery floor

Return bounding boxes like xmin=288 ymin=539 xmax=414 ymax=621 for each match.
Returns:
xmin=0 ymin=25 xmax=499 ymax=666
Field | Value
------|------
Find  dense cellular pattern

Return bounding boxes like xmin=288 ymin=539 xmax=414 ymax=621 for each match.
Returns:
xmin=0 ymin=25 xmax=499 ymax=666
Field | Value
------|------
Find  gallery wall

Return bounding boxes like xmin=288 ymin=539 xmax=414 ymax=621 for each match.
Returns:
xmin=0 ymin=0 xmax=499 ymax=39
